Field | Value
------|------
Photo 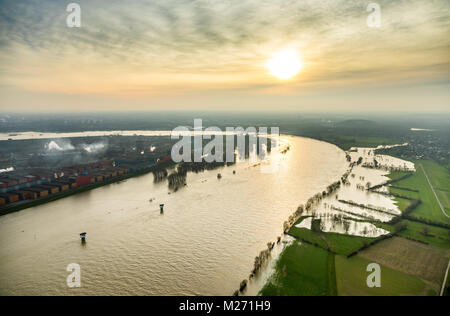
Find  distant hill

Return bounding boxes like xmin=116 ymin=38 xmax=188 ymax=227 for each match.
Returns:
xmin=336 ymin=119 xmax=378 ymax=128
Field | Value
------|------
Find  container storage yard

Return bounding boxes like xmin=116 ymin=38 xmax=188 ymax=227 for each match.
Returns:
xmin=0 ymin=135 xmax=175 ymax=212
xmin=0 ymin=158 xmax=172 ymax=211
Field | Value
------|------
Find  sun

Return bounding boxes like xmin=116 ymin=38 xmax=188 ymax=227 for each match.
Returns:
xmin=266 ymin=49 xmax=302 ymax=80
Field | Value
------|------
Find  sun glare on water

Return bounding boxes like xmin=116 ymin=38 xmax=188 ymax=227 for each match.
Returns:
xmin=266 ymin=49 xmax=302 ymax=80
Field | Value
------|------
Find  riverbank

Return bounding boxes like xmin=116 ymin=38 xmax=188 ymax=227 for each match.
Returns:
xmin=236 ymin=143 xmax=351 ymax=295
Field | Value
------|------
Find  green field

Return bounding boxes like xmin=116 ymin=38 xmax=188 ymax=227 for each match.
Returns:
xmin=325 ymin=135 xmax=399 ymax=151
xmin=391 ymin=196 xmax=414 ymax=212
xmin=397 ymin=220 xmax=450 ymax=250
xmin=437 ymin=190 xmax=450 ymax=209
xmin=288 ymin=217 xmax=380 ymax=256
xmin=445 ymin=269 xmax=450 ymax=296
xmin=386 ymin=160 xmax=450 ymax=247
xmin=337 ymin=136 xmax=399 ymax=150
xmin=260 ymin=241 xmax=335 ymax=296
xmin=387 ymin=171 xmax=412 ymax=182
xmin=388 ymin=160 xmax=450 ymax=225
xmin=388 ymin=187 xmax=420 ymax=200
xmin=420 ymin=160 xmax=450 ymax=192
xmin=335 ymin=255 xmax=436 ymax=296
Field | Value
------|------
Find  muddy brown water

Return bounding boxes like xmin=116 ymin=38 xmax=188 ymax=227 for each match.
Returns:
xmin=0 ymin=135 xmax=348 ymax=295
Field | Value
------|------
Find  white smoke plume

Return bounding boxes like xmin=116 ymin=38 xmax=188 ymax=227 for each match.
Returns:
xmin=0 ymin=167 xmax=14 ymax=173
xmin=46 ymin=140 xmax=75 ymax=151
xmin=45 ymin=139 xmax=108 ymax=155
xmin=80 ymin=141 xmax=108 ymax=154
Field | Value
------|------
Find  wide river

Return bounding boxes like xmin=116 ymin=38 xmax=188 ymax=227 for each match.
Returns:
xmin=0 ymin=135 xmax=347 ymax=295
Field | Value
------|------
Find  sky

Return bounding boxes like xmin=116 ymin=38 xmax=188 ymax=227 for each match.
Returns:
xmin=0 ymin=0 xmax=449 ymax=112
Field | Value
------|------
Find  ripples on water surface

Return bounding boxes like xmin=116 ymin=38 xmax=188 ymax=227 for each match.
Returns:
xmin=0 ymin=136 xmax=348 ymax=295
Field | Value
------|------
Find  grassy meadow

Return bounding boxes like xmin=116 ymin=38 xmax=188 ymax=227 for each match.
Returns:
xmin=397 ymin=220 xmax=450 ymax=250
xmin=335 ymin=254 xmax=435 ymax=296
xmin=259 ymin=241 xmax=336 ymax=296
xmin=358 ymin=237 xmax=449 ymax=293
xmin=388 ymin=160 xmax=450 ymax=226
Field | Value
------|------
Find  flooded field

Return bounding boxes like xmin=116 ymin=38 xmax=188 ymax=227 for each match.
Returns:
xmin=294 ymin=216 xmax=389 ymax=238
xmin=0 ymin=135 xmax=349 ymax=296
xmin=251 ymin=143 xmax=419 ymax=296
xmin=304 ymin=146 xmax=415 ymax=224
